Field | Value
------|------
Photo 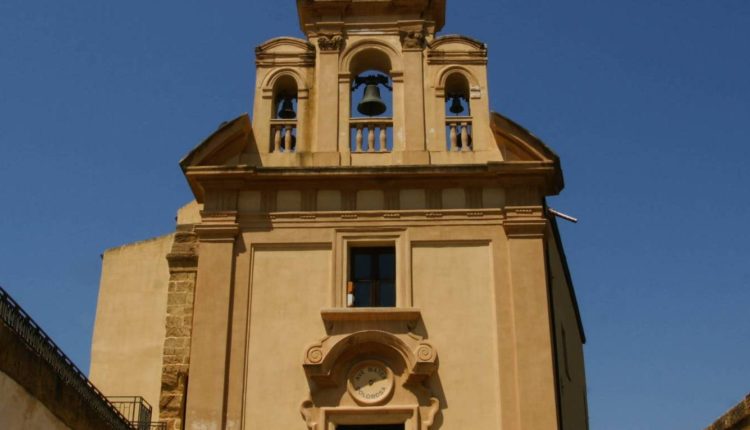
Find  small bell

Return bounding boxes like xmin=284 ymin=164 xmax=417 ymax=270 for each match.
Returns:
xmin=357 ymin=84 xmax=387 ymax=117
xmin=449 ymin=95 xmax=465 ymax=115
xmin=277 ymin=97 xmax=296 ymax=119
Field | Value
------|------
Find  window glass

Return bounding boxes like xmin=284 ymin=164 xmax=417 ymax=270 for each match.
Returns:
xmin=350 ymin=247 xmax=395 ymax=307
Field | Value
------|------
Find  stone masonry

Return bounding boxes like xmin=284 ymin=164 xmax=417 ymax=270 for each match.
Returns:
xmin=159 ymin=225 xmax=198 ymax=430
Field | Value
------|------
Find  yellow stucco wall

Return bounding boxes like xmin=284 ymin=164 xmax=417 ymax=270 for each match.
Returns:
xmin=413 ymin=243 xmax=501 ymax=429
xmin=0 ymin=370 xmax=71 ymax=430
xmin=89 ymin=233 xmax=174 ymax=417
xmin=548 ymin=227 xmax=589 ymax=429
xmin=242 ymin=246 xmax=331 ymax=429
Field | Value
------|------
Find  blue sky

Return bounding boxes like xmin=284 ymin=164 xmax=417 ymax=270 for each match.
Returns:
xmin=1 ymin=1 xmax=748 ymax=429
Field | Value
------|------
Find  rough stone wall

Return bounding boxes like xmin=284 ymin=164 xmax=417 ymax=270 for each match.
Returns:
xmin=706 ymin=394 xmax=750 ymax=430
xmin=159 ymin=225 xmax=199 ymax=430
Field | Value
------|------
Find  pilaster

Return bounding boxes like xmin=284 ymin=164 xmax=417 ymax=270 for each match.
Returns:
xmin=502 ymin=205 xmax=559 ymax=430
xmin=315 ymin=32 xmax=344 ymax=165
xmin=399 ymin=27 xmax=428 ymax=162
xmin=183 ymin=207 xmax=239 ymax=430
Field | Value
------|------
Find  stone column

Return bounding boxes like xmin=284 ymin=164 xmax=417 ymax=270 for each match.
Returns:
xmin=159 ymin=226 xmax=198 ymax=430
xmin=502 ymin=205 xmax=560 ymax=430
xmin=182 ymin=195 xmax=239 ymax=430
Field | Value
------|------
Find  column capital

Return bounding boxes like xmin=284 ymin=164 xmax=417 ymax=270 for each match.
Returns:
xmin=195 ymin=211 xmax=239 ymax=242
xmin=503 ymin=206 xmax=547 ymax=238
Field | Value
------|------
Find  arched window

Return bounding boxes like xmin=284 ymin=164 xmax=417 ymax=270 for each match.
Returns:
xmin=348 ymin=49 xmax=393 ymax=153
xmin=270 ymin=75 xmax=298 ymax=153
xmin=443 ymin=73 xmax=472 ymax=152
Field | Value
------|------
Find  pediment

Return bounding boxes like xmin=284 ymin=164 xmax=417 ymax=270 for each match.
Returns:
xmin=490 ymin=112 xmax=559 ymax=163
xmin=429 ymin=34 xmax=487 ymax=53
xmin=256 ymin=37 xmax=314 ymax=55
xmin=180 ymin=114 xmax=251 ymax=169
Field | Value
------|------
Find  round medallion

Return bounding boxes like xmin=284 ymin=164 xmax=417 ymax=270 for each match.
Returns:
xmin=347 ymin=360 xmax=394 ymax=405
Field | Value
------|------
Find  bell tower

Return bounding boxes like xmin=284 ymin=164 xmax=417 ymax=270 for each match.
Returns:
xmin=89 ymin=1 xmax=588 ymax=430
xmin=249 ymin=0 xmax=497 ymax=168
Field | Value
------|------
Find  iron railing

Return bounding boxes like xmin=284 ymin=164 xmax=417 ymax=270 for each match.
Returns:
xmin=108 ymin=396 xmax=162 ymax=430
xmin=0 ymin=286 xmax=160 ymax=430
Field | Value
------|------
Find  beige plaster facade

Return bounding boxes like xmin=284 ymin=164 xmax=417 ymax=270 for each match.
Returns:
xmin=90 ymin=233 xmax=174 ymax=418
xmin=90 ymin=1 xmax=588 ymax=429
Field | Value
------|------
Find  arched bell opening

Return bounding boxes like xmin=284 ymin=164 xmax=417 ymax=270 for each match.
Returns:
xmin=443 ymin=73 xmax=472 ymax=152
xmin=270 ymin=74 xmax=298 ymax=153
xmin=348 ymin=49 xmax=394 ymax=153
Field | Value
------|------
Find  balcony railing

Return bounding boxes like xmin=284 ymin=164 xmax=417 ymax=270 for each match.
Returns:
xmin=0 ymin=286 xmax=133 ymax=430
xmin=446 ymin=117 xmax=473 ymax=151
xmin=108 ymin=397 xmax=167 ymax=430
xmin=270 ymin=119 xmax=297 ymax=153
xmin=350 ymin=117 xmax=392 ymax=153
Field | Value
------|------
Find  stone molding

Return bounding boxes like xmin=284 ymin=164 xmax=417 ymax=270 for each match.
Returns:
xmin=503 ymin=206 xmax=547 ymax=238
xmin=195 ymin=211 xmax=240 ymax=242
xmin=301 ymin=323 xmax=440 ymax=430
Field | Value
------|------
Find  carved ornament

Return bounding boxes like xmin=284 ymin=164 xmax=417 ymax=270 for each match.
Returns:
xmin=401 ymin=31 xmax=425 ymax=49
xmin=317 ymin=33 xmax=344 ymax=51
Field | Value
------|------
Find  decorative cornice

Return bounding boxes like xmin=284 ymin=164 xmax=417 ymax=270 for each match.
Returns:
xmin=321 ymin=308 xmax=422 ymax=322
xmin=302 ymin=329 xmax=438 ymax=386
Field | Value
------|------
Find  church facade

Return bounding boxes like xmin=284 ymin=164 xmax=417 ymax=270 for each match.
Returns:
xmin=90 ymin=1 xmax=588 ymax=429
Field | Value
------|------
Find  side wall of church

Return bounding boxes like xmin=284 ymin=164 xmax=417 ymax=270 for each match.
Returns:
xmin=90 ymin=234 xmax=174 ymax=417
xmin=547 ymin=225 xmax=589 ymax=429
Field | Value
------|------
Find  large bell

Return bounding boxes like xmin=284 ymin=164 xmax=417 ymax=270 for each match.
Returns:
xmin=357 ymin=84 xmax=387 ymax=116
xmin=277 ymin=97 xmax=296 ymax=119
xmin=449 ymin=95 xmax=465 ymax=115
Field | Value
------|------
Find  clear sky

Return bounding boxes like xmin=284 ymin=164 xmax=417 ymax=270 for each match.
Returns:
xmin=1 ymin=1 xmax=748 ymax=429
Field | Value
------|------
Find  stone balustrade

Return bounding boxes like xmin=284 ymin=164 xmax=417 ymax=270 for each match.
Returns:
xmin=350 ymin=117 xmax=392 ymax=153
xmin=446 ymin=117 xmax=473 ymax=151
xmin=270 ymin=119 xmax=297 ymax=153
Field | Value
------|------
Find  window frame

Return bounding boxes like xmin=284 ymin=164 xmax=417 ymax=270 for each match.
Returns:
xmin=334 ymin=229 xmax=410 ymax=308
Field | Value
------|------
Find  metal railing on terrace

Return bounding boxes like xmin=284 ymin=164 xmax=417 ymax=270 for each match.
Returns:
xmin=0 ymin=286 xmax=165 ymax=430
xmin=109 ymin=397 xmax=166 ymax=430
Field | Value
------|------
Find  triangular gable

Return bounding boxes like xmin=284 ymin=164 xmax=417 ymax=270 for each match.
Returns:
xmin=490 ymin=111 xmax=559 ymax=163
xmin=180 ymin=114 xmax=251 ymax=169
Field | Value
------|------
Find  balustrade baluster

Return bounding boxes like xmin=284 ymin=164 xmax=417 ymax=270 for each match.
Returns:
xmin=379 ymin=126 xmax=387 ymax=152
xmin=460 ymin=122 xmax=469 ymax=152
xmin=356 ymin=126 xmax=363 ymax=152
xmin=367 ymin=125 xmax=375 ymax=152
xmin=449 ymin=123 xmax=458 ymax=151
xmin=284 ymin=127 xmax=292 ymax=152
xmin=273 ymin=127 xmax=281 ymax=153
